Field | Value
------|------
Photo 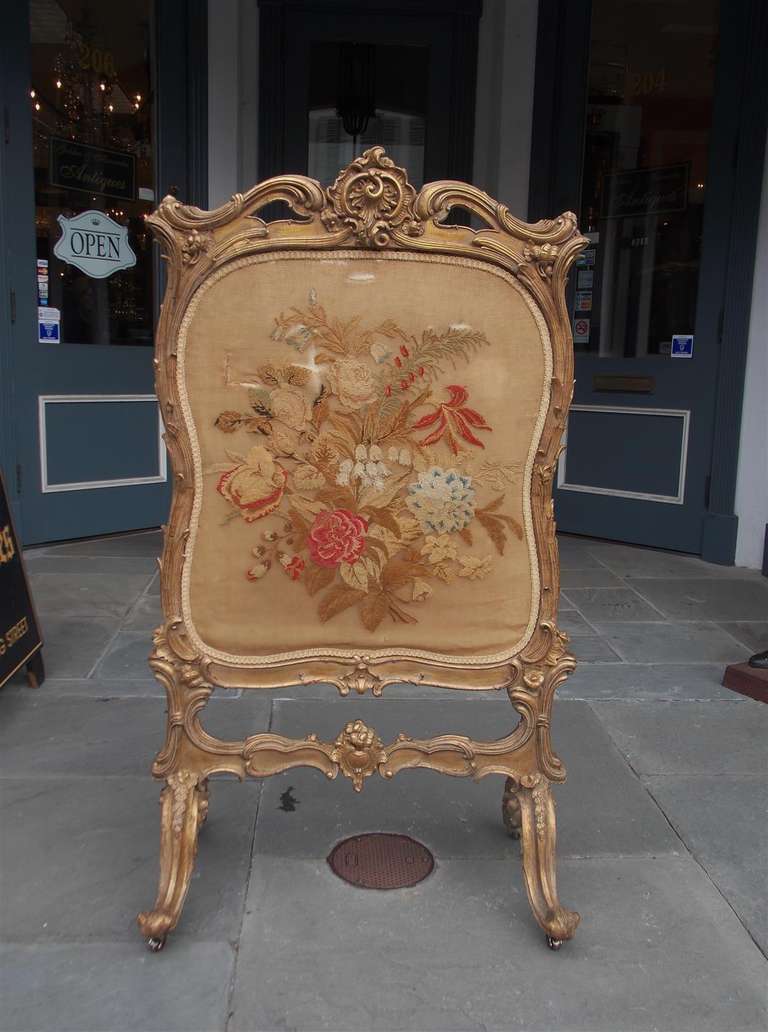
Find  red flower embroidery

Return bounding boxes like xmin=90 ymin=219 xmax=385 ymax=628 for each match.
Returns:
xmin=412 ymin=385 xmax=492 ymax=455
xmin=281 ymin=555 xmax=305 ymax=580
xmin=308 ymin=509 xmax=368 ymax=567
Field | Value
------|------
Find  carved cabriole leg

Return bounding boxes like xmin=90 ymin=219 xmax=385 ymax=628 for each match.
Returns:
xmin=137 ymin=770 xmax=203 ymax=950
xmin=515 ymin=773 xmax=579 ymax=948
xmin=138 ymin=626 xmax=216 ymax=950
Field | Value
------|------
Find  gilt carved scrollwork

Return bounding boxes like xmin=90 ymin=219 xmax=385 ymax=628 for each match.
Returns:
xmin=330 ymin=720 xmax=387 ymax=791
xmin=322 ymin=146 xmax=423 ymax=248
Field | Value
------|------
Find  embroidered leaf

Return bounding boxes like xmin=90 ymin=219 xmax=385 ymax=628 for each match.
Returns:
xmin=311 ymin=391 xmax=331 ymax=430
xmin=495 ymin=513 xmax=524 ymax=539
xmin=317 ymin=484 xmax=357 ymax=510
xmin=360 ymin=591 xmax=388 ymax=631
xmin=386 ymin=597 xmax=419 ymax=624
xmin=288 ymin=508 xmax=310 ymax=551
xmin=411 ymin=408 xmax=442 ymax=430
xmin=225 ymin=450 xmax=246 ymax=464
xmin=476 ymin=511 xmax=507 ymax=555
xmin=382 ymin=557 xmax=429 ymax=590
xmin=362 ymin=555 xmax=382 ymax=581
xmin=365 ymin=536 xmax=389 ymax=560
xmin=365 ymin=506 xmax=402 ymax=538
xmin=359 ymin=473 xmax=408 ymax=511
xmin=304 ymin=564 xmax=335 ymax=597
xmin=458 ymin=527 xmax=473 ymax=546
xmin=368 ymin=525 xmax=401 ymax=557
xmin=243 ymin=415 xmax=271 ymax=434
xmin=290 ymin=495 xmax=327 ymax=522
xmin=478 ymin=494 xmax=505 ymax=514
xmin=340 ymin=560 xmax=369 ymax=593
xmin=214 ymin=410 xmax=243 ymax=432
xmin=318 ymin=585 xmax=363 ymax=622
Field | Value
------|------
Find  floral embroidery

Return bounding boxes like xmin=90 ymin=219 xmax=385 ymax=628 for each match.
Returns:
xmin=406 ymin=467 xmax=475 ymax=535
xmin=212 ymin=291 xmax=523 ymax=630
xmin=308 ymin=509 xmax=368 ymax=567
xmin=217 ymin=445 xmax=287 ymax=522
xmin=412 ymin=384 xmax=492 ymax=454
xmin=280 ymin=554 xmax=305 ymax=580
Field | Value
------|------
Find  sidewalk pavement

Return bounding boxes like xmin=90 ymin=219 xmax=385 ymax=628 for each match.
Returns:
xmin=1 ymin=530 xmax=766 ymax=1032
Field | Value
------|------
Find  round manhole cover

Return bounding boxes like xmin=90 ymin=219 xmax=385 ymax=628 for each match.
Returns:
xmin=327 ymin=833 xmax=434 ymax=889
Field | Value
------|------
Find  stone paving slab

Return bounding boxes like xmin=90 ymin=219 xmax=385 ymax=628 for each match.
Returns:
xmin=583 ymin=543 xmax=745 ymax=580
xmin=36 ymin=531 xmax=163 ymax=558
xmin=644 ymin=774 xmax=768 ymax=953
xmin=23 ymin=555 xmax=159 ymax=576
xmin=590 ymin=700 xmax=768 ymax=775
xmin=0 ymin=941 xmax=234 ymax=1032
xmin=561 ymin=663 xmax=741 ymax=702
xmin=229 ymin=855 xmax=768 ymax=1032
xmin=0 ymin=776 xmax=260 ymax=944
xmin=561 ymin=567 xmax=625 ymax=589
xmin=254 ymin=700 xmax=678 ymax=860
xmin=91 ymin=629 xmax=160 ymax=681
xmin=592 ymin=621 xmax=747 ymax=664
xmin=0 ymin=694 xmax=271 ymax=777
xmin=29 ymin=572 xmax=154 ymax=618
xmin=565 ymin=587 xmax=665 ymax=623
xmin=629 ymin=578 xmax=768 ymax=621
xmin=717 ymin=621 xmax=768 ymax=653
xmin=30 ymin=613 xmax=121 ymax=678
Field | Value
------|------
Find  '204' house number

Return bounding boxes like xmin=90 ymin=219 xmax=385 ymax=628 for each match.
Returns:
xmin=53 ymin=209 xmax=136 ymax=280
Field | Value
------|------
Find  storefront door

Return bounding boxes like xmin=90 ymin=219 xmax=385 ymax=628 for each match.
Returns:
xmin=1 ymin=0 xmax=204 ymax=545
xmin=531 ymin=0 xmax=764 ymax=560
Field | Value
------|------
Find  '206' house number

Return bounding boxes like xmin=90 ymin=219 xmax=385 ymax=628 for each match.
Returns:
xmin=53 ymin=209 xmax=136 ymax=280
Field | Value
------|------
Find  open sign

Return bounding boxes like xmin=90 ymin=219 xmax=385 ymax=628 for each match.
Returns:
xmin=53 ymin=210 xmax=136 ymax=279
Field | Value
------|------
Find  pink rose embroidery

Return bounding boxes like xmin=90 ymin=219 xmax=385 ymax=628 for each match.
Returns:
xmin=308 ymin=509 xmax=368 ymax=567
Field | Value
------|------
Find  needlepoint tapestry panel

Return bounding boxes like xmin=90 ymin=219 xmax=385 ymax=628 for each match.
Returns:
xmin=179 ymin=250 xmax=551 ymax=665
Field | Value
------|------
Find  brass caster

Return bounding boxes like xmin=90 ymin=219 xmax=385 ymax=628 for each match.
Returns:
xmin=546 ymin=936 xmax=564 ymax=951
xmin=146 ymin=936 xmax=166 ymax=953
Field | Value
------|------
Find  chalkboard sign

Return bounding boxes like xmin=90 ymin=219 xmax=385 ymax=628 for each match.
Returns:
xmin=0 ymin=472 xmax=44 ymax=688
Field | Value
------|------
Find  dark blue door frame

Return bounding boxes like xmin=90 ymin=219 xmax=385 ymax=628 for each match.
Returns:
xmin=530 ymin=0 xmax=768 ymax=564
xmin=0 ymin=0 xmax=207 ymax=545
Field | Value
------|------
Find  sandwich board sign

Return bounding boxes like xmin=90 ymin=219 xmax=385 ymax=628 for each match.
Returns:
xmin=54 ymin=210 xmax=136 ymax=279
xmin=0 ymin=473 xmax=44 ymax=688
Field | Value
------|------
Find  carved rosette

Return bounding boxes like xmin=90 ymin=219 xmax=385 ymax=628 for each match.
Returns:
xmin=322 ymin=146 xmax=423 ymax=248
xmin=522 ymin=241 xmax=560 ymax=279
xmin=330 ymin=719 xmax=387 ymax=791
xmin=180 ymin=229 xmax=212 ymax=265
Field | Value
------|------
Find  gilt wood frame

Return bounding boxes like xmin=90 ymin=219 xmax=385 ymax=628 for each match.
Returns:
xmin=138 ymin=148 xmax=587 ymax=950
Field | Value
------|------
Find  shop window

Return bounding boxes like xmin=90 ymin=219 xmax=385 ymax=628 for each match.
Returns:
xmin=307 ymin=42 xmax=427 ymax=187
xmin=575 ymin=0 xmax=719 ymax=357
xmin=30 ymin=0 xmax=154 ymax=346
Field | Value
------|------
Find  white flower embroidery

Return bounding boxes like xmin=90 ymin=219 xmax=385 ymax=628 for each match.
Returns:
xmin=336 ymin=445 xmax=391 ymax=491
xmin=458 ymin=554 xmax=494 ymax=580
xmin=406 ymin=467 xmax=476 ymax=535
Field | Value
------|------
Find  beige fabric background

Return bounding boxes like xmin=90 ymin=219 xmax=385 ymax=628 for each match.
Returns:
xmin=179 ymin=251 xmax=549 ymax=663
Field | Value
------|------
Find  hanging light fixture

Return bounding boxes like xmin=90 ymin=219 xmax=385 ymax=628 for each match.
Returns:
xmin=336 ymin=43 xmax=376 ymax=140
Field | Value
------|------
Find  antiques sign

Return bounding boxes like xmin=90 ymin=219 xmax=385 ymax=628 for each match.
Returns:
xmin=0 ymin=473 xmax=42 ymax=688
xmin=54 ymin=210 xmax=137 ymax=279
xmin=602 ymin=163 xmax=689 ymax=220
xmin=49 ymin=137 xmax=136 ymax=201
